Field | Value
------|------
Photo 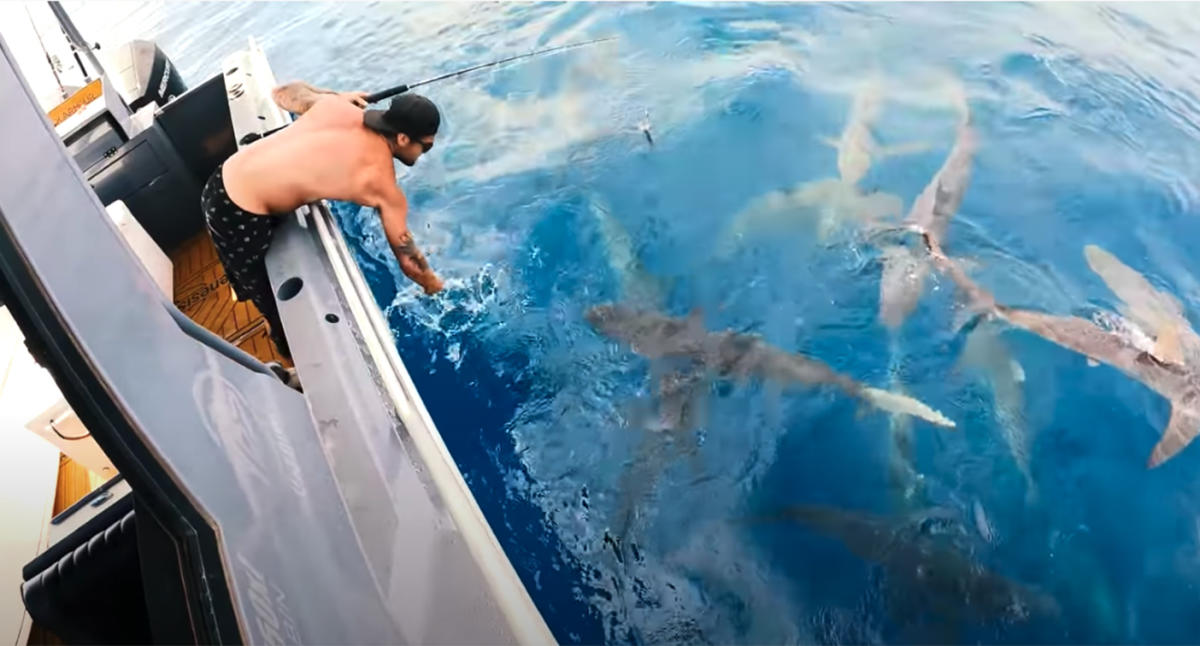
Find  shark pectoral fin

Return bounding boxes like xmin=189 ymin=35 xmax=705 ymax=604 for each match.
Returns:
xmin=877 ymin=140 xmax=932 ymax=158
xmin=861 ymin=387 xmax=956 ymax=428
xmin=1148 ymin=404 xmax=1200 ymax=468
xmin=1151 ymin=323 xmax=1185 ymax=366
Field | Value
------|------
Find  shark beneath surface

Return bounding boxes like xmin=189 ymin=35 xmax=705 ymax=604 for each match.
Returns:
xmin=958 ymin=317 xmax=1036 ymax=501
xmin=588 ymin=196 xmax=711 ymax=546
xmin=588 ymin=301 xmax=956 ymax=545
xmin=922 ymin=232 xmax=1200 ymax=467
xmin=718 ymin=78 xmax=930 ymax=254
xmin=878 ymin=80 xmax=976 ymax=330
xmin=585 ymin=303 xmax=956 ymax=429
xmin=757 ymin=503 xmax=1059 ymax=640
xmin=868 ymin=79 xmax=1037 ymax=504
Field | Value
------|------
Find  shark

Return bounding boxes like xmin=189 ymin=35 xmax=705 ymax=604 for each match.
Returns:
xmin=589 ymin=197 xmax=707 ymax=542
xmin=590 ymin=197 xmax=668 ymax=309
xmin=878 ymin=81 xmax=976 ymax=330
xmin=923 ymin=233 xmax=1200 ymax=467
xmin=761 ymin=503 xmax=1059 ymax=637
xmin=719 ymin=79 xmax=925 ymax=253
xmin=585 ymin=304 xmax=956 ymax=429
xmin=820 ymin=77 xmax=930 ymax=188
xmin=871 ymin=81 xmax=1036 ymax=502
xmin=959 ymin=318 xmax=1036 ymax=500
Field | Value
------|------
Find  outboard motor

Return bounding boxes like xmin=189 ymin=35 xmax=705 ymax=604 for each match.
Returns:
xmin=104 ymin=40 xmax=186 ymax=110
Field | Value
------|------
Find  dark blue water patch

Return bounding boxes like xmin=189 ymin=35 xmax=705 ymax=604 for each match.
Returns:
xmin=330 ymin=198 xmax=605 ymax=642
xmin=388 ymin=306 xmax=608 ymax=644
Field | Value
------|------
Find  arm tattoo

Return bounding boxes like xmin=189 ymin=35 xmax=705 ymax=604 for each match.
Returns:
xmin=392 ymin=231 xmax=431 ymax=273
xmin=272 ymin=81 xmax=337 ymax=114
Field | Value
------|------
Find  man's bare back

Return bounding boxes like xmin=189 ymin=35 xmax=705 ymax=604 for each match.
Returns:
xmin=222 ymin=97 xmax=390 ymax=215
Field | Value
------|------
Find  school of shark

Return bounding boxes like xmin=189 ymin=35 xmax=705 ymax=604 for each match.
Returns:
xmin=575 ymin=72 xmax=1196 ymax=638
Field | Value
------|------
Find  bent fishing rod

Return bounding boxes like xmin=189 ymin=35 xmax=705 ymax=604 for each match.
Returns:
xmin=365 ymin=36 xmax=616 ymax=103
xmin=240 ymin=37 xmax=614 ymax=145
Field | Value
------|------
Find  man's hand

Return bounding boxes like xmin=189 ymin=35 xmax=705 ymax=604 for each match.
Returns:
xmin=420 ymin=274 xmax=444 ymax=295
xmin=338 ymin=91 xmax=369 ymax=109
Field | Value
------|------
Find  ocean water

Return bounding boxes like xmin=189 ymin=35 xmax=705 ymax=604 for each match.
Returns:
xmin=88 ymin=2 xmax=1200 ymax=643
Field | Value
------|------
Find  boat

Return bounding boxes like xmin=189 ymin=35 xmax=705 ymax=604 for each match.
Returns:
xmin=0 ymin=6 xmax=554 ymax=645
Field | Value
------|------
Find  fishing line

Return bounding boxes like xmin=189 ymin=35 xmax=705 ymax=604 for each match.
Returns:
xmin=237 ymin=37 xmax=616 ymax=146
xmin=365 ymin=36 xmax=617 ymax=103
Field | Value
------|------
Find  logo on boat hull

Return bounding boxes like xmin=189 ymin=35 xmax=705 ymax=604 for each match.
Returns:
xmin=235 ymin=552 xmax=300 ymax=646
xmin=192 ymin=367 xmax=308 ymax=509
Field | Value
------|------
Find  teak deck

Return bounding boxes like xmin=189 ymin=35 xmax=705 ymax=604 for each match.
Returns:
xmin=170 ymin=233 xmax=290 ymax=366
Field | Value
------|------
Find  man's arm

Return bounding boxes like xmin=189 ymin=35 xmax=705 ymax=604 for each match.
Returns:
xmin=272 ymin=81 xmax=369 ymax=114
xmin=375 ymin=185 xmax=443 ymax=295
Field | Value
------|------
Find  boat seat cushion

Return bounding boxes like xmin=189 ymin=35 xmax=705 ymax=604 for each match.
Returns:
xmin=21 ymin=510 xmax=152 ymax=644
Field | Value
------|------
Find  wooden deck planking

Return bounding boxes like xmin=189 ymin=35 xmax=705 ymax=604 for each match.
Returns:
xmin=169 ymin=233 xmax=289 ymax=367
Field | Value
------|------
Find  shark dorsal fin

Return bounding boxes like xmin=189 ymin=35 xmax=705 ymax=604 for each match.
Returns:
xmin=1152 ymin=322 xmax=1185 ymax=366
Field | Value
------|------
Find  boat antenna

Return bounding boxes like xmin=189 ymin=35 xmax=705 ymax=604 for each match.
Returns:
xmin=364 ymin=36 xmax=616 ymax=104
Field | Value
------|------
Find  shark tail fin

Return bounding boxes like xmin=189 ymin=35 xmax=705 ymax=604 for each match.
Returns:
xmin=1148 ymin=403 xmax=1200 ymax=468
xmin=861 ymin=387 xmax=956 ymax=428
xmin=1152 ymin=322 xmax=1185 ymax=366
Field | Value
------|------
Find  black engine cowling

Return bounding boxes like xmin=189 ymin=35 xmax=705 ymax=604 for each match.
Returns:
xmin=105 ymin=40 xmax=186 ymax=111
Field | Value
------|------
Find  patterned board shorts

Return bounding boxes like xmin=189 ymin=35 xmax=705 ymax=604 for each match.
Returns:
xmin=201 ymin=164 xmax=290 ymax=359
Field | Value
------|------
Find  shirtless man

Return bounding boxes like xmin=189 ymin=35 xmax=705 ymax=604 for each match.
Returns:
xmin=200 ymin=81 xmax=444 ymax=359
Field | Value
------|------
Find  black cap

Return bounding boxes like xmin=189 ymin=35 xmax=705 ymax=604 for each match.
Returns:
xmin=363 ymin=94 xmax=440 ymax=139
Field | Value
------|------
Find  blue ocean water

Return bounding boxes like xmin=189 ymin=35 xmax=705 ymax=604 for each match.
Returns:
xmin=101 ymin=2 xmax=1200 ymax=643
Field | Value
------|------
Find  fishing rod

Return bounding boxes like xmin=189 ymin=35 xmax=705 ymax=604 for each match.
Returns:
xmin=365 ymin=36 xmax=616 ymax=104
